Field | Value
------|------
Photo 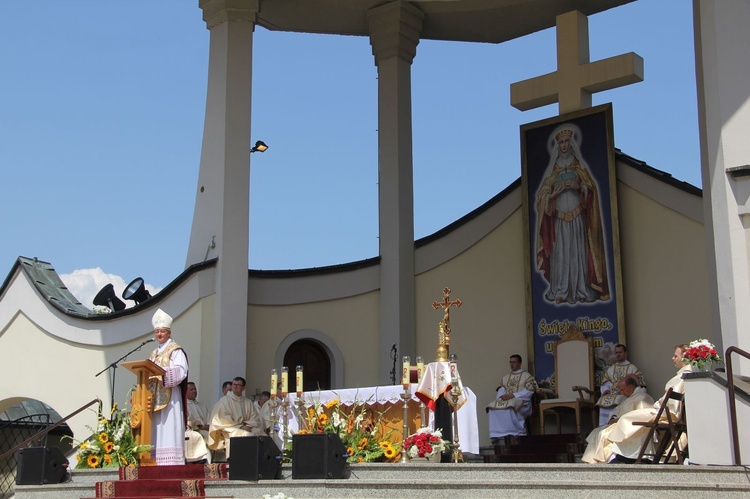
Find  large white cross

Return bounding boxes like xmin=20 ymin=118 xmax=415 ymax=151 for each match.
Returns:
xmin=510 ymin=10 xmax=644 ymax=115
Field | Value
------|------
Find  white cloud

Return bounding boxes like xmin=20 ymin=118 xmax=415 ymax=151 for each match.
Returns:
xmin=59 ymin=268 xmax=162 ymax=310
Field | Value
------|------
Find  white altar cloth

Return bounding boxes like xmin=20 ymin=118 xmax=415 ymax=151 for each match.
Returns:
xmin=281 ymin=384 xmax=479 ymax=454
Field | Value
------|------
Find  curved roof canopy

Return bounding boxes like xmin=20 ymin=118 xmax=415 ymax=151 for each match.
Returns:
xmin=252 ymin=0 xmax=634 ymax=43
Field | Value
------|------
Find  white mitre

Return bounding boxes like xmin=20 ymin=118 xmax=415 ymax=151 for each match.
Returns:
xmin=152 ymin=308 xmax=173 ymax=330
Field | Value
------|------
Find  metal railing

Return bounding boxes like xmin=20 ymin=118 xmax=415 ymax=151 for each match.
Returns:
xmin=0 ymin=398 xmax=99 ymax=498
xmin=725 ymin=346 xmax=749 ymax=465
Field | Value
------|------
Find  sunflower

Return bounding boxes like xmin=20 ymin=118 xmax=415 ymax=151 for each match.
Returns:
xmin=87 ymin=455 xmax=100 ymax=468
xmin=297 ymin=429 xmax=309 ymax=435
xmin=379 ymin=441 xmax=390 ymax=449
xmin=358 ymin=437 xmax=368 ymax=450
xmin=104 ymin=441 xmax=115 ymax=453
xmin=103 ymin=454 xmax=112 ymax=465
xmin=317 ymin=413 xmax=329 ymax=426
xmin=346 ymin=446 xmax=355 ymax=456
xmin=98 ymin=432 xmax=109 ymax=443
xmin=325 ymin=399 xmax=339 ymax=409
xmin=384 ymin=446 xmax=398 ymax=460
xmin=119 ymin=456 xmax=128 ymax=466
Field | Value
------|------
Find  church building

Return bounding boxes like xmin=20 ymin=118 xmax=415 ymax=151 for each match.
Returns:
xmin=0 ymin=0 xmax=747 ymax=464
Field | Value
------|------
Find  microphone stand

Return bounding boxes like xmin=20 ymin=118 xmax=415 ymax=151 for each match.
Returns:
xmin=389 ymin=344 xmax=398 ymax=385
xmin=95 ymin=339 xmax=154 ymax=413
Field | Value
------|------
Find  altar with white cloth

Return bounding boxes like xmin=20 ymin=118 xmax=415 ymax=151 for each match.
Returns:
xmin=284 ymin=383 xmax=479 ymax=454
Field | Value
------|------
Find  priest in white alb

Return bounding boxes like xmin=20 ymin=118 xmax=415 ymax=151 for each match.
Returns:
xmin=596 ymin=344 xmax=644 ymax=425
xmin=185 ymin=381 xmax=211 ymax=463
xmin=208 ymin=376 xmax=265 ymax=458
xmin=486 ymin=354 xmax=539 ymax=441
xmin=581 ymin=374 xmax=653 ymax=463
xmin=148 ymin=308 xmax=189 ymax=465
xmin=583 ymin=344 xmax=692 ymax=463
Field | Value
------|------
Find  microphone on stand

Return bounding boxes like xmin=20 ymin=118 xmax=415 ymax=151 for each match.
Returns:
xmin=141 ymin=338 xmax=155 ymax=346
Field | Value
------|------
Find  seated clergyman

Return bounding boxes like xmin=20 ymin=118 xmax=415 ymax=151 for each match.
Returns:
xmin=596 ymin=344 xmax=645 ymax=426
xmin=208 ymin=376 xmax=265 ymax=458
xmin=583 ymin=344 xmax=692 ymax=463
xmin=486 ymin=354 xmax=539 ymax=440
xmin=581 ymin=375 xmax=654 ymax=463
xmin=185 ymin=382 xmax=211 ymax=463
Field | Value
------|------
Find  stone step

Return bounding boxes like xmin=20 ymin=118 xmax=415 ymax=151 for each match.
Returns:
xmin=14 ymin=462 xmax=750 ymax=499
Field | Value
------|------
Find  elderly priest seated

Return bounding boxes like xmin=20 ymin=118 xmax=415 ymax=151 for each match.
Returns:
xmin=581 ymin=375 xmax=653 ymax=463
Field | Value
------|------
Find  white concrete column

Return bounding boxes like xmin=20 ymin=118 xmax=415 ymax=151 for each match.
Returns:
xmin=694 ymin=0 xmax=750 ymax=374
xmin=367 ymin=1 xmax=423 ymax=385
xmin=187 ymin=0 xmax=258 ymax=398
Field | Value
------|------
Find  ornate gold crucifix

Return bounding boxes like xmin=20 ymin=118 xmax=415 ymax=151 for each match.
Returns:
xmin=432 ymin=287 xmax=462 ymax=361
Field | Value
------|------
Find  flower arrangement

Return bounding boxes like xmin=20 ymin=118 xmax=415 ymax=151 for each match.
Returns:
xmin=403 ymin=427 xmax=446 ymax=460
xmin=682 ymin=338 xmax=722 ymax=369
xmin=66 ymin=402 xmax=152 ymax=469
xmin=295 ymin=397 xmax=400 ymax=463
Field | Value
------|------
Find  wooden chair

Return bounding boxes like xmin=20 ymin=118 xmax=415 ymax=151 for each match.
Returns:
xmin=634 ymin=387 xmax=688 ymax=464
xmin=538 ymin=327 xmax=597 ymax=436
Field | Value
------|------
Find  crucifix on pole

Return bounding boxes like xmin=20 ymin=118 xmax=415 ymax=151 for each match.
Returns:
xmin=432 ymin=287 xmax=462 ymax=361
xmin=510 ymin=10 xmax=644 ymax=115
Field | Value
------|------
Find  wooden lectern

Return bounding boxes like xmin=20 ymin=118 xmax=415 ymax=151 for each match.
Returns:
xmin=122 ymin=360 xmax=165 ymax=466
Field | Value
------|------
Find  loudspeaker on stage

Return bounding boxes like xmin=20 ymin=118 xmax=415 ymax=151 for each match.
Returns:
xmin=228 ymin=436 xmax=282 ymax=480
xmin=15 ymin=446 xmax=68 ymax=485
xmin=292 ymin=433 xmax=350 ymax=479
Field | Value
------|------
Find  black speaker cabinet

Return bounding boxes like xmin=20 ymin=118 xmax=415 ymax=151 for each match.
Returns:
xmin=16 ymin=446 xmax=68 ymax=485
xmin=292 ymin=433 xmax=350 ymax=479
xmin=228 ymin=436 xmax=282 ymax=480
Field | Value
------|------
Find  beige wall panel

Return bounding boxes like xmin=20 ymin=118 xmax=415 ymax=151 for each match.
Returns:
xmin=416 ymin=209 xmax=527 ymax=445
xmin=0 ymin=313 xmax=115 ymax=441
xmin=171 ymin=297 xmax=214 ymax=400
xmin=617 ymin=183 xmax=711 ymax=395
xmin=247 ymin=291 xmax=380 ymax=395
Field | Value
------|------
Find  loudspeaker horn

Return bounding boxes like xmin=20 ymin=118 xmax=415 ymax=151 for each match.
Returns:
xmin=93 ymin=283 xmax=126 ymax=312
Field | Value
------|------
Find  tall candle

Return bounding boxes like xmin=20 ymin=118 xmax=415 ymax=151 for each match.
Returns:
xmin=281 ymin=366 xmax=289 ymax=397
xmin=296 ymin=365 xmax=304 ymax=397
xmin=449 ymin=354 xmax=458 ymax=385
xmin=270 ymin=369 xmax=278 ymax=399
xmin=416 ymin=356 xmax=424 ymax=382
xmin=402 ymin=356 xmax=411 ymax=389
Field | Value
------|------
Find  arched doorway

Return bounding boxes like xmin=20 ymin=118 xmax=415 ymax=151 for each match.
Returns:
xmin=283 ymin=339 xmax=331 ymax=392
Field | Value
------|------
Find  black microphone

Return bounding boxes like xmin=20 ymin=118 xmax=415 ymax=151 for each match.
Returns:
xmin=142 ymin=338 xmax=155 ymax=346
xmin=391 ymin=343 xmax=397 ymax=352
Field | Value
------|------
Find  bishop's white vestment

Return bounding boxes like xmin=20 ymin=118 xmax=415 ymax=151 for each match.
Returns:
xmin=486 ymin=370 xmax=538 ymax=438
xmin=148 ymin=339 xmax=188 ymax=466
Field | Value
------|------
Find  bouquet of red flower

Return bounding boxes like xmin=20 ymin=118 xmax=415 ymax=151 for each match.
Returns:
xmin=403 ymin=427 xmax=446 ymax=459
xmin=682 ymin=338 xmax=722 ymax=369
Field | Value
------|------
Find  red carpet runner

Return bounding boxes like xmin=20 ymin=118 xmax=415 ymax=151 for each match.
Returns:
xmin=94 ymin=463 xmax=229 ymax=498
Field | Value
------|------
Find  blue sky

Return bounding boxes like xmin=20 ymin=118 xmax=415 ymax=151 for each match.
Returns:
xmin=0 ymin=1 xmax=698 ymax=306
